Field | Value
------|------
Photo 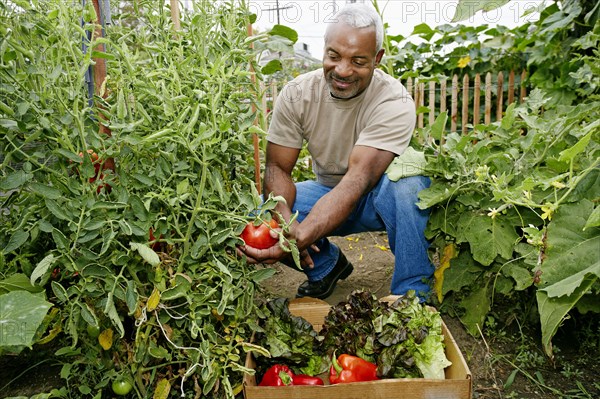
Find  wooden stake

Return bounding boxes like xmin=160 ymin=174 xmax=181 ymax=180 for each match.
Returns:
xmin=247 ymin=23 xmax=262 ymax=194
xmin=418 ymin=82 xmax=425 ymax=129
xmin=169 ymin=0 xmax=181 ymax=32
xmin=91 ymin=0 xmax=115 ymax=170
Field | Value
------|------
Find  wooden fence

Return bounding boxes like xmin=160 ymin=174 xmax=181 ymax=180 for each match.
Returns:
xmin=263 ymin=69 xmax=528 ymax=135
xmin=405 ymin=70 xmax=528 ymax=133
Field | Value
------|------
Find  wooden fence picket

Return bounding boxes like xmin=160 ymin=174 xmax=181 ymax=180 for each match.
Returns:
xmin=520 ymin=70 xmax=527 ymax=103
xmin=429 ymin=81 xmax=436 ymax=126
xmin=473 ymin=74 xmax=481 ymax=126
xmin=462 ymin=74 xmax=469 ymax=134
xmin=451 ymin=75 xmax=458 ymax=132
xmin=508 ymin=70 xmax=515 ymax=105
xmin=497 ymin=71 xmax=504 ymax=121
xmin=485 ymin=72 xmax=493 ymax=125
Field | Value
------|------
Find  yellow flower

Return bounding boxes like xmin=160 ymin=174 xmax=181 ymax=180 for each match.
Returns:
xmin=458 ymin=55 xmax=471 ymax=68
xmin=541 ymin=204 xmax=555 ymax=220
xmin=487 ymin=208 xmax=499 ymax=219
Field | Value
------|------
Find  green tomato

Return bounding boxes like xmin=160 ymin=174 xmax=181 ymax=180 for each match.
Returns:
xmin=112 ymin=379 xmax=133 ymax=396
xmin=86 ymin=324 xmax=100 ymax=338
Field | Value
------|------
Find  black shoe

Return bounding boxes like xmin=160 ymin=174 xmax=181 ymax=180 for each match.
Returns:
xmin=296 ymin=251 xmax=354 ymax=300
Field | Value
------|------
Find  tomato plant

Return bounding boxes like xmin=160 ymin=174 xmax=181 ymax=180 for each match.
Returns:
xmin=240 ymin=219 xmax=279 ymax=249
xmin=0 ymin=0 xmax=296 ymax=397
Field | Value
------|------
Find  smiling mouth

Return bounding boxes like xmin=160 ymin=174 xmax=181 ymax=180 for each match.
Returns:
xmin=332 ymin=78 xmax=355 ymax=89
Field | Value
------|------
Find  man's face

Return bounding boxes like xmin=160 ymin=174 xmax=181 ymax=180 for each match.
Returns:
xmin=323 ymin=23 xmax=384 ymax=99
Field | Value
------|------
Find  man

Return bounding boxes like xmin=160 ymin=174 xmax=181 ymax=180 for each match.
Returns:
xmin=240 ymin=4 xmax=433 ymax=300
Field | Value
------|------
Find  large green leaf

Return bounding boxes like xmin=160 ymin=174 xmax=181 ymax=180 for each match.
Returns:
xmin=542 ymin=262 xmax=600 ymax=298
xmin=0 ymin=291 xmax=53 ymax=352
xmin=442 ymin=250 xmax=482 ymax=295
xmin=455 ymin=212 xmax=520 ymax=266
xmin=459 ymin=283 xmax=490 ymax=335
xmin=540 ymin=200 xmax=600 ymax=287
xmin=537 ymin=275 xmax=596 ymax=357
xmin=416 ymin=182 xmax=453 ymax=209
xmin=537 ymin=200 xmax=600 ymax=356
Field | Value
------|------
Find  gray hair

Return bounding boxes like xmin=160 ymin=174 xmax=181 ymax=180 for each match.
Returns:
xmin=326 ymin=3 xmax=384 ymax=51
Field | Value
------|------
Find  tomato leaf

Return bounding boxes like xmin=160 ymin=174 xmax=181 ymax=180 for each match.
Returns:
xmin=30 ymin=254 xmax=56 ymax=286
xmin=247 ymin=268 xmax=277 ymax=283
xmin=125 ymin=280 xmax=139 ymax=315
xmin=130 ymin=242 xmax=160 ymax=266
xmin=98 ymin=328 xmax=113 ymax=350
xmin=29 ymin=182 xmax=62 ymax=199
xmin=584 ymin=205 xmax=600 ymax=230
xmin=3 ymin=229 xmax=29 ymax=254
xmin=153 ymin=378 xmax=171 ymax=399
xmin=0 ymin=170 xmax=32 ymax=191
xmin=451 ymin=0 xmax=510 ymax=22
xmin=147 ymin=287 xmax=161 ymax=312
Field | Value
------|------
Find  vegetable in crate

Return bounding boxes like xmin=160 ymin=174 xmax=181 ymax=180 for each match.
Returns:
xmin=293 ymin=374 xmax=324 ymax=385
xmin=318 ymin=290 xmax=451 ymax=379
xmin=259 ymin=365 xmax=324 ymax=386
xmin=258 ymin=364 xmax=294 ymax=386
xmin=318 ymin=290 xmax=385 ymax=362
xmin=376 ymin=293 xmax=452 ymax=379
xmin=256 ymin=298 xmax=329 ymax=376
xmin=329 ymin=353 xmax=379 ymax=384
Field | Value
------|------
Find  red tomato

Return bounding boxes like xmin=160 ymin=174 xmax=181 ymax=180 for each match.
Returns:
xmin=149 ymin=227 xmax=164 ymax=251
xmin=77 ymin=150 xmax=112 ymax=193
xmin=78 ymin=149 xmax=101 ymax=182
xmin=240 ymin=219 xmax=279 ymax=249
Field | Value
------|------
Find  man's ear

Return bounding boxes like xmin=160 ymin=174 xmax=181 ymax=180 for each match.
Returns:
xmin=375 ymin=49 xmax=385 ymax=66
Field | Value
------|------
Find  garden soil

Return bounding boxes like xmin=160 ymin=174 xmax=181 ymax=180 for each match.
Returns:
xmin=1 ymin=232 xmax=598 ymax=398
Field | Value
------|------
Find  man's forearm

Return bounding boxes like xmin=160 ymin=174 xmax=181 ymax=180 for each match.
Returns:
xmin=296 ymin=175 xmax=369 ymax=249
xmin=263 ymin=164 xmax=296 ymax=221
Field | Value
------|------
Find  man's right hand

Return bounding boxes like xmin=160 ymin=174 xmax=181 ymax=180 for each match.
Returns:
xmin=237 ymin=226 xmax=318 ymax=269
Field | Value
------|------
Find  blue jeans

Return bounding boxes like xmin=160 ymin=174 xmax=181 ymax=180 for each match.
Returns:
xmin=291 ymin=175 xmax=433 ymax=297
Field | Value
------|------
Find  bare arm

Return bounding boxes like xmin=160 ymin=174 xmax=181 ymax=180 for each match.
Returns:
xmin=263 ymin=142 xmax=300 ymax=223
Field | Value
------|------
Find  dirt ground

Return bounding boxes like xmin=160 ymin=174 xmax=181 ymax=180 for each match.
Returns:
xmin=258 ymin=232 xmax=600 ymax=399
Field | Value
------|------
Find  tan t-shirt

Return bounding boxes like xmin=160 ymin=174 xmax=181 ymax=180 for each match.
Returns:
xmin=267 ymin=68 xmax=416 ymax=187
